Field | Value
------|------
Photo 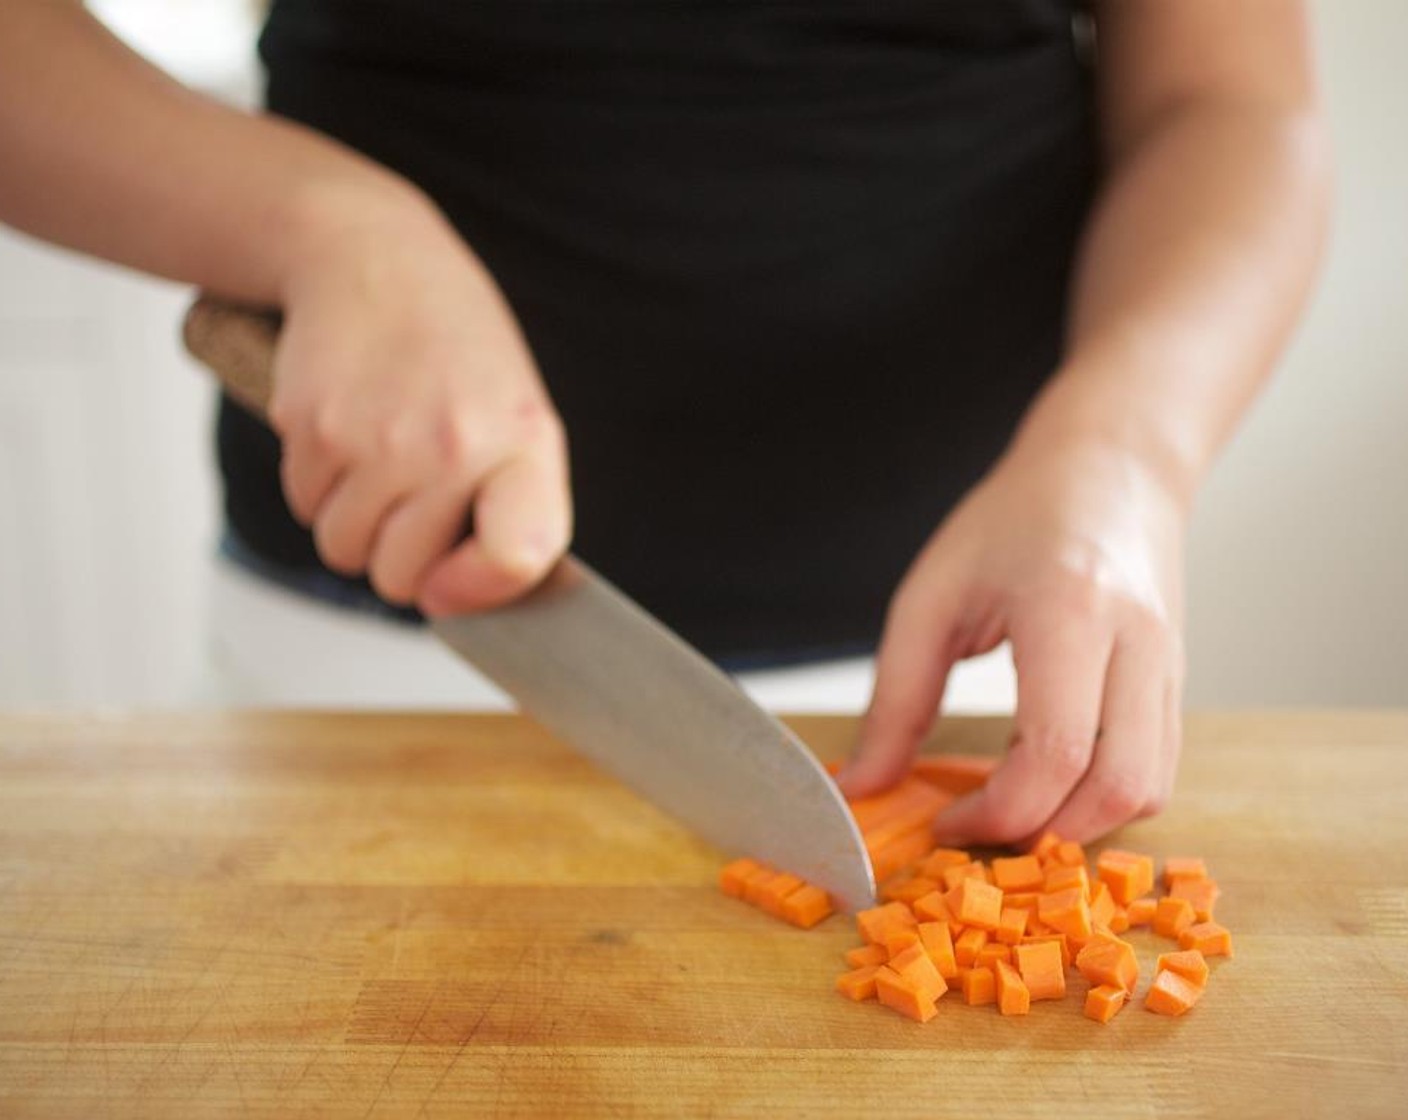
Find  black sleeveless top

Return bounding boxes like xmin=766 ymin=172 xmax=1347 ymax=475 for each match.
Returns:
xmin=219 ymin=0 xmax=1096 ymax=664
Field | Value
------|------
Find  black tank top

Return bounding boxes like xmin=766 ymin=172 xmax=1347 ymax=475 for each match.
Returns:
xmin=220 ymin=0 xmax=1096 ymax=663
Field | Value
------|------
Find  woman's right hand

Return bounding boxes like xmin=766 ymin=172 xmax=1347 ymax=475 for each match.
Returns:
xmin=268 ymin=192 xmax=571 ymax=617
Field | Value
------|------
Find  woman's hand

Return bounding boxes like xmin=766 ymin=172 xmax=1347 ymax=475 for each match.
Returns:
xmin=267 ymin=193 xmax=571 ymax=617
xmin=837 ymin=433 xmax=1186 ymax=845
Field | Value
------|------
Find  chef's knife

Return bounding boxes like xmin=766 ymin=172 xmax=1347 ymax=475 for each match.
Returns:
xmin=182 ymin=298 xmax=876 ymax=910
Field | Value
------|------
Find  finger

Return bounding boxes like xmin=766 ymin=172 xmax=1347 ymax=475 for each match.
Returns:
xmin=417 ymin=447 xmax=572 ymax=615
xmin=1144 ymin=664 xmax=1184 ymax=818
xmin=932 ymin=617 xmax=1110 ymax=846
xmin=367 ymin=485 xmax=475 ymax=606
xmin=1044 ymin=625 xmax=1166 ymax=842
xmin=836 ymin=580 xmax=962 ymax=799
xmin=279 ymin=435 xmax=345 ymax=527
xmin=312 ymin=469 xmax=409 ymax=576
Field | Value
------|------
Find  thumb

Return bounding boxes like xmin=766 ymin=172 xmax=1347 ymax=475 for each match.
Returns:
xmin=836 ymin=583 xmax=959 ymax=799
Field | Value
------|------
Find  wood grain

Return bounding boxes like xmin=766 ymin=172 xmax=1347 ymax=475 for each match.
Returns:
xmin=0 ymin=711 xmax=1405 ymax=1118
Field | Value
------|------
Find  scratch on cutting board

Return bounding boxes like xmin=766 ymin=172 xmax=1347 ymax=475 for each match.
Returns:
xmin=1262 ymin=1050 xmax=1404 ymax=1071
xmin=362 ymin=979 xmax=442 ymax=1120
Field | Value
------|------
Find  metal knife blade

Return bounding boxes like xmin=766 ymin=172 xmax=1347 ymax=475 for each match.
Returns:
xmin=433 ymin=559 xmax=876 ymax=911
xmin=181 ymin=296 xmax=875 ymax=911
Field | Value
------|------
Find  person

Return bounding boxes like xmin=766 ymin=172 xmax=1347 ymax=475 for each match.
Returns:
xmin=0 ymin=2 xmax=1328 ymax=843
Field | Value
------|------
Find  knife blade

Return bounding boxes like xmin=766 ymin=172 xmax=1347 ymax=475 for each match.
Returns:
xmin=182 ymin=297 xmax=876 ymax=910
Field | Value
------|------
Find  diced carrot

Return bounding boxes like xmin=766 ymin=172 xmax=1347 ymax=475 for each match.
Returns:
xmin=991 ymin=855 xmax=1044 ymax=893
xmin=918 ymin=921 xmax=959 ymax=980
xmin=889 ymin=942 xmax=948 ymax=1003
xmin=912 ymin=891 xmax=961 ymax=938
xmin=757 ymin=872 xmax=805 ymax=918
xmin=1031 ymin=830 xmax=1062 ymax=864
xmin=870 ymin=826 xmax=941 ymax=883
xmin=1096 ymin=849 xmax=1155 ymax=906
xmin=875 ymin=965 xmax=939 ymax=1023
xmin=1038 ymin=886 xmax=1093 ymax=942
xmin=974 ymin=942 xmax=1012 ymax=970
xmin=1043 ymin=863 xmax=1091 ymax=900
xmin=1075 ymin=930 xmax=1139 ymax=994
xmin=910 ymin=754 xmax=997 ymax=796
xmin=1179 ymin=921 xmax=1234 ymax=958
xmin=836 ymin=965 xmax=881 ymax=1001
xmin=1084 ymin=983 xmax=1128 ymax=1024
xmin=1145 ymin=968 xmax=1203 ymax=1017
xmin=1126 ymin=898 xmax=1157 ymax=927
xmin=845 ymin=943 xmax=888 ymax=969
xmin=1108 ymin=906 xmax=1131 ymax=934
xmin=996 ymin=906 xmax=1029 ymax=946
xmin=941 ymin=861 xmax=988 ymax=892
xmin=1153 ymin=896 xmax=1196 ymax=939
xmin=916 ymin=848 xmax=972 ymax=879
xmin=948 ymin=878 xmax=1004 ymax=932
xmin=884 ymin=930 xmax=921 ymax=959
xmin=1156 ymin=949 xmax=1210 ymax=988
xmin=881 ymin=876 xmax=940 ymax=905
xmin=1089 ymin=881 xmax=1117 ymax=931
xmin=742 ymin=865 xmax=780 ymax=907
xmin=1002 ymin=891 xmax=1041 ymax=916
xmin=961 ymin=965 xmax=997 ymax=1006
xmin=955 ymin=927 xmax=989 ymax=967
xmin=1053 ymin=840 xmax=1086 ymax=868
xmin=993 ymin=959 xmax=1031 ymax=1016
xmin=856 ymin=902 xmax=917 ymax=946
xmin=1163 ymin=856 xmax=1208 ymax=888
xmin=1169 ymin=878 xmax=1220 ymax=922
xmin=1022 ymin=932 xmax=1072 ymax=969
xmin=1013 ymin=939 xmax=1066 ymax=1001
xmin=780 ymin=884 xmax=833 ymax=929
xmin=719 ymin=857 xmax=762 ymax=898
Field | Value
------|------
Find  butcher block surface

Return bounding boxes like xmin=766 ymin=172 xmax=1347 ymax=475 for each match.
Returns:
xmin=0 ymin=710 xmax=1405 ymax=1118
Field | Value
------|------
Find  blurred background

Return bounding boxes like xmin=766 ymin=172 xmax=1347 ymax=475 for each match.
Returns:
xmin=0 ymin=0 xmax=1403 ymax=710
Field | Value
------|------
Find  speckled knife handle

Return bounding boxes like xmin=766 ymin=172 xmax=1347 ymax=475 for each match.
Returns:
xmin=182 ymin=297 xmax=281 ymax=417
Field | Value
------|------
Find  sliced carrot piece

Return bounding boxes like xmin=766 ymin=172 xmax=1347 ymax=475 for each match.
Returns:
xmin=1043 ymin=863 xmax=1091 ymax=900
xmin=875 ymin=965 xmax=939 ymax=1023
xmin=1096 ymin=849 xmax=1155 ymax=906
xmin=1075 ymin=929 xmax=1139 ymax=994
xmin=1145 ymin=968 xmax=1204 ymax=1017
xmin=844 ymin=943 xmax=888 ymax=969
xmin=719 ymin=857 xmax=762 ymax=898
xmin=1162 ymin=856 xmax=1208 ymax=888
xmin=1169 ymin=877 xmax=1220 ymax=922
xmin=1089 ymin=881 xmax=1117 ymax=931
xmin=1126 ymin=898 xmax=1157 ymax=927
xmin=1038 ymin=886 xmax=1093 ymax=943
xmin=757 ymin=872 xmax=805 ymax=918
xmin=741 ymin=865 xmax=780 ymax=908
xmin=1013 ymin=939 xmax=1066 ymax=1001
xmin=918 ymin=921 xmax=959 ymax=980
xmin=961 ymin=965 xmax=997 ymax=1006
xmin=889 ymin=942 xmax=948 ymax=1002
xmin=1002 ymin=891 xmax=1041 ymax=916
xmin=856 ymin=902 xmax=917 ymax=946
xmin=996 ymin=906 xmax=1029 ymax=946
xmin=974 ymin=942 xmax=1012 ymax=970
xmin=954 ymin=927 xmax=989 ymax=968
xmin=1153 ymin=896 xmax=1196 ymax=939
xmin=993 ymin=959 xmax=1031 ymax=1016
xmin=912 ymin=890 xmax=958 ymax=934
xmin=1156 ymin=949 xmax=1210 ymax=988
xmin=882 ymin=876 xmax=941 ymax=905
xmin=1179 ymin=921 xmax=1233 ymax=958
xmin=1031 ymin=830 xmax=1062 ymax=864
xmin=1084 ymin=983 xmax=1128 ymax=1024
xmin=1021 ymin=932 xmax=1071 ymax=969
xmin=916 ymin=848 xmax=972 ymax=879
xmin=991 ymin=855 xmax=1044 ymax=893
xmin=1108 ymin=906 xmax=1131 ymax=934
xmin=1053 ymin=840 xmax=1086 ymax=868
xmin=849 ymin=776 xmax=952 ymax=835
xmin=910 ymin=754 xmax=997 ymax=796
xmin=941 ymin=861 xmax=988 ymax=892
xmin=836 ymin=965 xmax=881 ymax=1001
xmin=869 ymin=826 xmax=941 ymax=883
xmin=884 ymin=929 xmax=921 ymax=959
xmin=780 ymin=884 xmax=833 ymax=929
xmin=948 ymin=877 xmax=1003 ymax=932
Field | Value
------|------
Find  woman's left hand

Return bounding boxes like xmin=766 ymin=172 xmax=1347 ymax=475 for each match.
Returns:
xmin=836 ymin=434 xmax=1187 ymax=846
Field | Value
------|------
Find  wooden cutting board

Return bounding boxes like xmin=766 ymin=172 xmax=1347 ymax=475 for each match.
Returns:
xmin=0 ymin=711 xmax=1405 ymax=1118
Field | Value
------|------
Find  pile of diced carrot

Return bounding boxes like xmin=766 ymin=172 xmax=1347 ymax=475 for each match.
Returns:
xmin=717 ymin=757 xmax=1233 ymax=1025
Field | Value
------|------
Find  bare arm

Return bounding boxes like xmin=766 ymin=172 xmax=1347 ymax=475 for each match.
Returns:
xmin=844 ymin=0 xmax=1330 ymax=844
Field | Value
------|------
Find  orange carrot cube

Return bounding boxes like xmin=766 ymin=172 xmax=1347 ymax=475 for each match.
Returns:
xmin=918 ymin=921 xmax=959 ymax=979
xmin=1153 ymin=896 xmax=1196 ymax=939
xmin=889 ymin=942 xmax=948 ymax=1002
xmin=1013 ymin=939 xmax=1067 ymax=1001
xmin=955 ymin=927 xmax=989 ymax=967
xmin=948 ymin=877 xmax=1004 ymax=932
xmin=844 ymin=944 xmax=887 ymax=969
xmin=1179 ymin=921 xmax=1234 ymax=958
xmin=1075 ymin=929 xmax=1139 ymax=994
xmin=916 ymin=848 xmax=972 ymax=879
xmin=1097 ymin=849 xmax=1155 ymax=906
xmin=1038 ymin=886 xmax=1093 ymax=942
xmin=1126 ymin=898 xmax=1157 ymax=927
xmin=991 ymin=855 xmax=1044 ymax=893
xmin=719 ymin=857 xmax=762 ymax=898
xmin=1156 ymin=949 xmax=1210 ymax=988
xmin=1145 ymin=968 xmax=1204 ymax=1017
xmin=993 ymin=959 xmax=1030 ymax=1016
xmin=996 ymin=906 xmax=1030 ymax=946
xmin=1169 ymin=877 xmax=1220 ymax=922
xmin=836 ymin=965 xmax=881 ymax=1001
xmin=856 ymin=902 xmax=917 ymax=946
xmin=780 ymin=884 xmax=833 ymax=929
xmin=875 ymin=965 xmax=939 ymax=1023
xmin=974 ymin=942 xmax=1012 ymax=970
xmin=1084 ymin=983 xmax=1128 ymax=1024
xmin=961 ymin=965 xmax=996 ymax=1006
xmin=1162 ymin=857 xmax=1208 ymax=888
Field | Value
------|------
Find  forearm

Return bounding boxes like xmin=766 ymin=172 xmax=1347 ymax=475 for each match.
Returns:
xmin=0 ymin=1 xmax=436 ymax=303
xmin=1011 ymin=99 xmax=1331 ymax=505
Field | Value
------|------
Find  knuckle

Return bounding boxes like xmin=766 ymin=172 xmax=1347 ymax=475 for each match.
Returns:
xmin=314 ymin=525 xmax=361 ymax=577
xmin=373 ymin=413 xmax=417 ymax=461
xmin=1019 ymin=725 xmax=1093 ymax=784
xmin=1088 ymin=768 xmax=1149 ymax=823
xmin=436 ymin=412 xmax=489 ymax=475
xmin=306 ymin=403 xmax=348 ymax=459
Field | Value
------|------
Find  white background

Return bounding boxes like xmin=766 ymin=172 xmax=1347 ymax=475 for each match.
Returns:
xmin=0 ymin=0 xmax=1403 ymax=710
